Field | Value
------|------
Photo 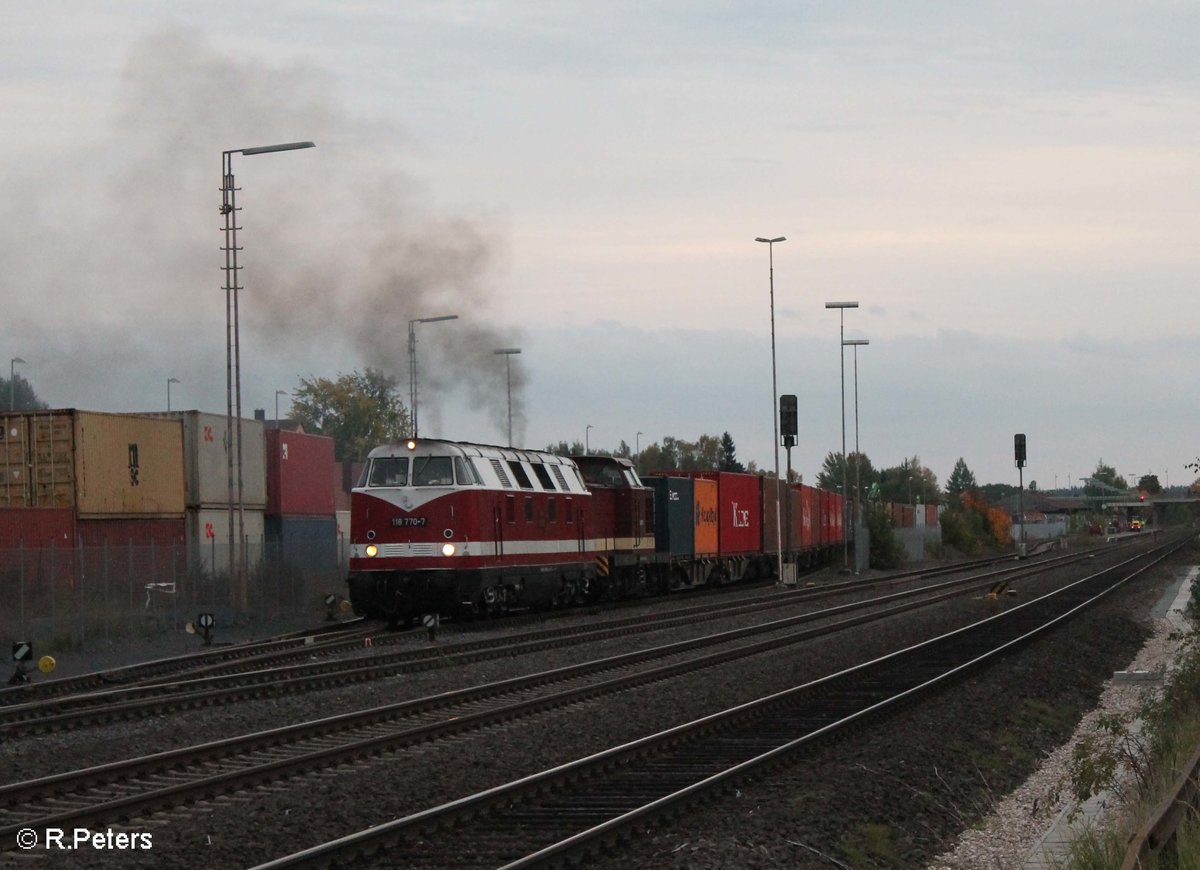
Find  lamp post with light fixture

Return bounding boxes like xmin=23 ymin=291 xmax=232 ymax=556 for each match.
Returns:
xmin=167 ymin=377 xmax=180 ymax=412
xmin=408 ymin=315 xmax=458 ymax=437
xmin=585 ymin=425 xmax=594 ymax=454
xmin=756 ymin=236 xmax=786 ymax=584
xmin=221 ymin=140 xmax=315 ymax=610
xmin=10 ymin=357 xmax=26 ymax=411
xmin=825 ymin=300 xmax=859 ymax=570
xmin=275 ymin=390 xmax=289 ymax=429
xmin=843 ymin=338 xmax=868 ymax=569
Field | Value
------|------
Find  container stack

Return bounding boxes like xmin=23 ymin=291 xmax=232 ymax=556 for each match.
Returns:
xmin=265 ymin=428 xmax=338 ymax=579
xmin=155 ymin=411 xmax=267 ymax=576
xmin=0 ymin=410 xmax=186 ymax=547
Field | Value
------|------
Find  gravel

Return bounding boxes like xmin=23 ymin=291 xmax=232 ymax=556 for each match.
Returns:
xmin=2 ymin=540 xmax=1190 ymax=869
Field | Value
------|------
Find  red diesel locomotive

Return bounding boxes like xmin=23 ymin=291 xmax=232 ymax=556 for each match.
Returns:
xmin=347 ymin=437 xmax=849 ymax=624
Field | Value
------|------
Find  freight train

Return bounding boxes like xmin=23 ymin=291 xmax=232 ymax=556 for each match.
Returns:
xmin=345 ymin=437 xmax=848 ymax=623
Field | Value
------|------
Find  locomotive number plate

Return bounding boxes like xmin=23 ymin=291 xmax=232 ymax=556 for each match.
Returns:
xmin=391 ymin=517 xmax=428 ymax=527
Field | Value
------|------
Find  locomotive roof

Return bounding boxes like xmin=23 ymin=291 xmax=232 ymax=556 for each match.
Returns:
xmin=366 ymin=438 xmax=579 ymax=467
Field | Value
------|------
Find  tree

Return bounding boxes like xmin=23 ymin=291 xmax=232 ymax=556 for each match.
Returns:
xmin=1138 ymin=474 xmax=1162 ymax=494
xmin=1084 ymin=461 xmax=1127 ymax=496
xmin=719 ymin=432 xmax=744 ymax=472
xmin=0 ymin=372 xmax=49 ymax=412
xmin=290 ymin=368 xmax=411 ymax=462
xmin=945 ymin=458 xmax=977 ymax=499
xmin=877 ymin=455 xmax=940 ymax=505
xmin=817 ymin=451 xmax=876 ymax=500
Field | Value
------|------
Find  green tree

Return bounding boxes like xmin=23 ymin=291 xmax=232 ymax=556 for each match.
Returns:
xmin=878 ymin=455 xmax=940 ymax=505
xmin=945 ymin=458 xmax=978 ymax=499
xmin=979 ymin=482 xmax=1019 ymax=503
xmin=1084 ymin=461 xmax=1127 ymax=496
xmin=0 ymin=372 xmax=49 ymax=412
xmin=291 ymin=368 xmax=410 ymax=462
xmin=1138 ymin=474 xmax=1162 ymax=494
xmin=719 ymin=432 xmax=744 ymax=472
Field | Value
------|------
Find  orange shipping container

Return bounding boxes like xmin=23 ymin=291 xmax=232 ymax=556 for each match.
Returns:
xmin=692 ymin=477 xmax=718 ymax=557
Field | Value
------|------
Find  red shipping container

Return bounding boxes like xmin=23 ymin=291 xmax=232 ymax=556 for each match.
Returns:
xmin=0 ymin=507 xmax=75 ymax=549
xmin=75 ymin=517 xmax=185 ymax=547
xmin=797 ymin=485 xmax=816 ymax=550
xmin=266 ymin=430 xmax=336 ymax=517
xmin=673 ymin=472 xmax=762 ymax=557
xmin=926 ymin=504 xmax=939 ymax=527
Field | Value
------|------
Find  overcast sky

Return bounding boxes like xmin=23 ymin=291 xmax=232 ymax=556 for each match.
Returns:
xmin=4 ymin=3 xmax=1198 ymax=490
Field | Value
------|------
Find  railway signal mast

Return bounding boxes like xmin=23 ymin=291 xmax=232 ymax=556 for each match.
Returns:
xmin=1015 ymin=433 xmax=1027 ymax=557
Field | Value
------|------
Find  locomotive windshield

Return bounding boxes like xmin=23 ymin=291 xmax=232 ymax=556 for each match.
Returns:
xmin=368 ymin=457 xmax=408 ymax=487
xmin=412 ymin=456 xmax=454 ymax=486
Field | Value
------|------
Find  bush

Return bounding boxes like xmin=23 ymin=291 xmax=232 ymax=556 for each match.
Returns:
xmin=865 ymin=503 xmax=906 ymax=569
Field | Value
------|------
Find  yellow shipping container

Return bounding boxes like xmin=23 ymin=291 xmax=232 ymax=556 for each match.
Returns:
xmin=71 ymin=411 xmax=185 ymax=517
xmin=0 ymin=414 xmax=30 ymax=506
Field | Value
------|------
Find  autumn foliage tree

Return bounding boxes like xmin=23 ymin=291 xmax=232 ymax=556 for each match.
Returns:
xmin=940 ymin=491 xmax=1013 ymax=554
xmin=290 ymin=368 xmax=411 ymax=462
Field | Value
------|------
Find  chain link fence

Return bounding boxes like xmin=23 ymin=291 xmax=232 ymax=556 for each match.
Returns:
xmin=0 ymin=536 xmax=351 ymax=653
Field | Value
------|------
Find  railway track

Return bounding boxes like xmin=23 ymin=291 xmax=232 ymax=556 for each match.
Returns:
xmin=250 ymin=535 xmax=1188 ymax=869
xmin=0 ymin=551 xmax=1086 ymax=735
xmin=0 ymin=542 xmax=1145 ymax=857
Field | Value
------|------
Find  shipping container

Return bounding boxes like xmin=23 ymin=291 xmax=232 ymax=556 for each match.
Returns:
xmin=0 ymin=411 xmax=186 ymax=515
xmin=186 ymin=506 xmax=265 ymax=577
xmin=0 ymin=507 xmax=75 ymax=548
xmin=75 ymin=516 xmax=186 ymax=547
xmin=266 ymin=430 xmax=336 ymax=516
xmin=75 ymin=412 xmax=184 ymax=517
xmin=925 ymin=504 xmax=940 ymax=528
xmin=761 ymin=478 xmax=787 ymax=554
xmin=134 ymin=411 xmax=266 ymax=508
xmin=648 ymin=476 xmax=694 ymax=557
xmin=692 ymin=477 xmax=718 ymax=557
xmin=0 ymin=415 xmax=28 ymax=506
xmin=265 ymin=514 xmax=338 ymax=571
xmin=334 ymin=461 xmax=364 ymax=513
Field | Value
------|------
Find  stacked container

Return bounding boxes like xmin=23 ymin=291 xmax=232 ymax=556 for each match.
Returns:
xmin=139 ymin=411 xmax=267 ymax=576
xmin=265 ymin=429 xmax=338 ymax=578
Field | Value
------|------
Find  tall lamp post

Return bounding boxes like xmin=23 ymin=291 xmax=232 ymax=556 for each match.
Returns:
xmin=10 ymin=357 xmax=26 ymax=412
xmin=755 ymin=236 xmax=786 ymax=585
xmin=636 ymin=431 xmax=644 ymax=471
xmin=585 ymin=424 xmax=594 ymax=454
xmin=275 ymin=390 xmax=289 ymax=429
xmin=843 ymin=338 xmax=868 ymax=571
xmin=825 ymin=300 xmax=859 ymax=570
xmin=167 ymin=377 xmax=180 ymax=412
xmin=221 ymin=140 xmax=315 ymax=610
xmin=408 ymin=315 xmax=458 ymax=437
xmin=492 ymin=348 xmax=521 ymax=447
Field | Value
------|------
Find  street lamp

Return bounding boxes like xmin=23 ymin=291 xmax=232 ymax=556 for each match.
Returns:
xmin=408 ymin=314 xmax=458 ymax=437
xmin=843 ymin=338 xmax=868 ymax=570
xmin=825 ymin=301 xmax=859 ymax=570
xmin=221 ymin=140 xmax=314 ymax=610
xmin=167 ymin=377 xmax=180 ymax=412
xmin=9 ymin=357 xmax=26 ymax=412
xmin=493 ymin=348 xmax=521 ymax=446
xmin=636 ymin=431 xmax=644 ymax=470
xmin=585 ymin=424 xmax=594 ymax=454
xmin=756 ymin=237 xmax=787 ymax=584
xmin=275 ymin=390 xmax=289 ymax=429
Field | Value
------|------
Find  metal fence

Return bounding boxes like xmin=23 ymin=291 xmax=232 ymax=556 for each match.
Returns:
xmin=0 ymin=537 xmax=351 ymax=652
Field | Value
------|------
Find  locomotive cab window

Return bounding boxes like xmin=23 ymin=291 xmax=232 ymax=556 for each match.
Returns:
xmin=368 ymin=457 xmax=408 ymax=487
xmin=413 ymin=456 xmax=454 ymax=486
xmin=454 ymin=457 xmax=481 ymax=485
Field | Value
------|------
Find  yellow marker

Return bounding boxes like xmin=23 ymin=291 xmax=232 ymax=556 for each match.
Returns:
xmin=38 ymin=655 xmax=56 ymax=674
xmin=339 ymin=599 xmax=352 ymax=613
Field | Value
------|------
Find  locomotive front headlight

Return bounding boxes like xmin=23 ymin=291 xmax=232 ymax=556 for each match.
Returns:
xmin=365 ymin=544 xmax=379 ymax=558
xmin=441 ymin=542 xmax=456 ymax=557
